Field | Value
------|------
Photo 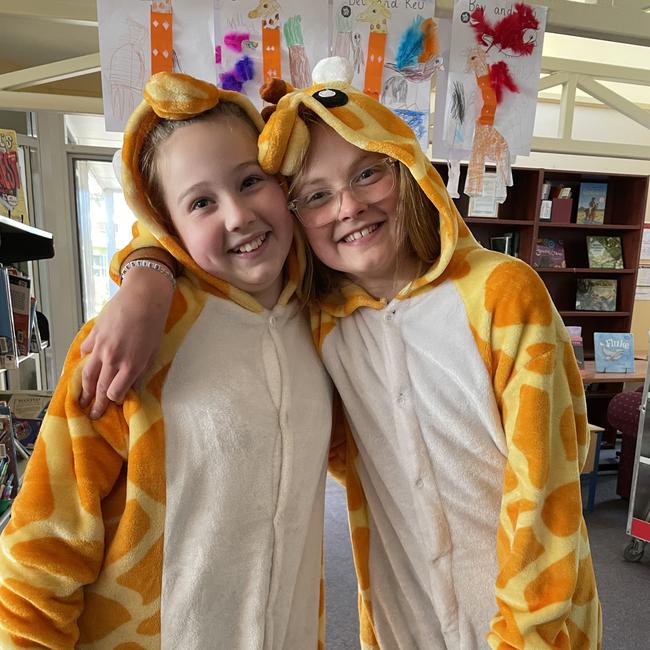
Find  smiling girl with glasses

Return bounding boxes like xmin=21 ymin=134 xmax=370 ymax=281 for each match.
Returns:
xmin=79 ymin=58 xmax=601 ymax=649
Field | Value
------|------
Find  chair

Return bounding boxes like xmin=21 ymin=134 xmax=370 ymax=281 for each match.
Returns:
xmin=607 ymin=387 xmax=643 ymax=499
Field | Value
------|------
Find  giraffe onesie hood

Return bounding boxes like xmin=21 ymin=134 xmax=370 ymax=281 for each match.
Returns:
xmin=258 ymin=58 xmax=602 ymax=649
xmin=0 ymin=73 xmax=332 ymax=649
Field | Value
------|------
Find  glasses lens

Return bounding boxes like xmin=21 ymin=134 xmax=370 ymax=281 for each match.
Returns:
xmin=290 ymin=158 xmax=396 ymax=228
xmin=350 ymin=159 xmax=396 ymax=205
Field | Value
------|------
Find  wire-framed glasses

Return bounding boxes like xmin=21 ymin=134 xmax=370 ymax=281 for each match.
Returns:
xmin=288 ymin=157 xmax=398 ymax=228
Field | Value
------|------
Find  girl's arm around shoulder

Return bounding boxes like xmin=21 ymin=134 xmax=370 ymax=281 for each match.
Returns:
xmin=79 ymin=238 xmax=177 ymax=418
xmin=484 ymin=262 xmax=600 ymax=648
xmin=0 ymin=322 xmax=128 ymax=648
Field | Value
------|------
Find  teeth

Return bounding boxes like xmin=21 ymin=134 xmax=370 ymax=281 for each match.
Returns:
xmin=343 ymin=224 xmax=379 ymax=243
xmin=233 ymin=233 xmax=266 ymax=254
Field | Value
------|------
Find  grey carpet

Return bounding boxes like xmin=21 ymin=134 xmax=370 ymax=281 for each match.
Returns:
xmin=323 ymin=474 xmax=650 ymax=649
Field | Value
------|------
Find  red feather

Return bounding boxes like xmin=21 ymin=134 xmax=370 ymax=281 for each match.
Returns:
xmin=489 ymin=61 xmax=519 ymax=103
xmin=470 ymin=3 xmax=539 ymax=56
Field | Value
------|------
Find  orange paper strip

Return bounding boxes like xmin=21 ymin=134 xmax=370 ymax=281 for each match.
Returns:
xmin=151 ymin=10 xmax=173 ymax=74
xmin=363 ymin=31 xmax=387 ymax=100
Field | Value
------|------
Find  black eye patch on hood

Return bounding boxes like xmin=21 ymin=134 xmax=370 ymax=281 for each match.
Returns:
xmin=312 ymin=88 xmax=348 ymax=108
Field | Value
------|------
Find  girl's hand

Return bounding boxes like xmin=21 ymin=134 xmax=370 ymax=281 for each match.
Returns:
xmin=79 ymin=267 xmax=175 ymax=418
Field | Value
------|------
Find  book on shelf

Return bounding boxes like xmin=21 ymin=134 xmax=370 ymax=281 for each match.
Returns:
xmin=576 ymin=182 xmax=607 ymax=224
xmin=0 ymin=391 xmax=51 ymax=453
xmin=586 ymin=235 xmax=623 ymax=269
xmin=7 ymin=271 xmax=31 ymax=357
xmin=593 ymin=332 xmax=634 ymax=373
xmin=539 ymin=199 xmax=552 ymax=220
xmin=575 ymin=278 xmax=617 ymax=311
xmin=566 ymin=326 xmax=584 ymax=369
xmin=533 ymin=238 xmax=566 ymax=268
xmin=0 ymin=267 xmax=17 ymax=369
xmin=541 ymin=182 xmax=551 ymax=201
xmin=490 ymin=231 xmax=519 ymax=257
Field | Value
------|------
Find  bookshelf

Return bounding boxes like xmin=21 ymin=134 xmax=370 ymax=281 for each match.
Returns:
xmin=433 ymin=163 xmax=649 ymax=435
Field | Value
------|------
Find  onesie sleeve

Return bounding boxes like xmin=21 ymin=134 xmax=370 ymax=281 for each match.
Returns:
xmin=109 ymin=220 xmax=178 ymax=284
xmin=0 ymin=323 xmax=128 ymax=649
xmin=485 ymin=264 xmax=599 ymax=648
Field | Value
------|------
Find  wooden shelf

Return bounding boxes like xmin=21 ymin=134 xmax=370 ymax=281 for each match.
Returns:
xmin=538 ymin=222 xmax=639 ymax=231
xmin=535 ymin=268 xmax=635 ymax=274
xmin=560 ymin=311 xmax=631 ymax=318
xmin=0 ymin=216 xmax=54 ymax=264
xmin=465 ymin=218 xmax=534 ymax=226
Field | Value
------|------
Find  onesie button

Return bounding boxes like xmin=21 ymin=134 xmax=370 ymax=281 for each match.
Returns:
xmin=384 ymin=312 xmax=393 ymax=322
xmin=415 ymin=478 xmax=424 ymax=488
xmin=397 ymin=393 xmax=406 ymax=405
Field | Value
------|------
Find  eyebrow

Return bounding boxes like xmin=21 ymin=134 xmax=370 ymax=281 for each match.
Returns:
xmin=298 ymin=152 xmax=380 ymax=191
xmin=175 ymin=159 xmax=261 ymax=204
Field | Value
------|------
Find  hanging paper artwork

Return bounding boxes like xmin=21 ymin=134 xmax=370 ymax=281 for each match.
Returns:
xmin=98 ymin=0 xmax=215 ymax=131
xmin=216 ymin=0 xmax=329 ymax=109
xmin=0 ymin=129 xmax=28 ymax=223
xmin=332 ymin=1 xmax=441 ymax=151
xmin=441 ymin=0 xmax=546 ymax=202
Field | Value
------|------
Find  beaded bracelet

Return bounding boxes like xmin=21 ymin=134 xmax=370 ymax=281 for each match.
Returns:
xmin=120 ymin=259 xmax=176 ymax=289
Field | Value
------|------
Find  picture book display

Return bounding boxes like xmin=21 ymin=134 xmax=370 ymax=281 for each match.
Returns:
xmin=593 ymin=332 xmax=634 ymax=373
xmin=586 ymin=236 xmax=623 ymax=269
xmin=533 ymin=238 xmax=566 ymax=268
xmin=576 ymin=182 xmax=607 ymax=224
xmin=575 ymin=278 xmax=617 ymax=311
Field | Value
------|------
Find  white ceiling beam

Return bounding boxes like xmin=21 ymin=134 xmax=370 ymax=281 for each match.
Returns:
xmin=541 ymin=57 xmax=650 ymax=86
xmin=0 ymin=54 xmax=100 ymax=91
xmin=577 ymin=76 xmax=650 ymax=129
xmin=435 ymin=0 xmax=650 ymax=45
xmin=558 ymin=76 xmax=577 ymax=139
xmin=532 ymin=136 xmax=650 ymax=159
xmin=538 ymin=71 xmax=570 ymax=92
xmin=0 ymin=0 xmax=97 ymax=27
xmin=0 ymin=90 xmax=103 ymax=114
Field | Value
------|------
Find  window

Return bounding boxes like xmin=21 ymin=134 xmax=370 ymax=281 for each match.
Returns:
xmin=72 ymin=159 xmax=136 ymax=320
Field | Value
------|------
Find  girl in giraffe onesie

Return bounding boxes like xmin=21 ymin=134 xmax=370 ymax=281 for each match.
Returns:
xmin=0 ymin=73 xmax=333 ymax=649
xmin=81 ymin=59 xmax=602 ymax=649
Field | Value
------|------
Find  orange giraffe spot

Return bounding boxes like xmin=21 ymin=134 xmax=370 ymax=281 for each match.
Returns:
xmin=330 ymin=106 xmax=365 ymax=130
xmin=525 ymin=343 xmax=555 ymax=375
xmin=496 ymin=526 xmax=545 ymax=589
xmin=351 ymin=526 xmax=370 ymax=591
xmin=72 ymin=435 xmax=123 ymax=516
xmin=496 ymin=523 xmax=510 ymax=565
xmin=0 ymin=579 xmax=81 ymax=647
xmin=117 ymin=535 xmax=163 ymax=605
xmin=102 ymin=469 xmax=128 ymax=549
xmin=115 ymin=644 xmax=147 ymax=650
xmin=559 ymin=407 xmax=578 ymax=463
xmin=536 ymin=620 xmax=571 ymax=649
xmin=137 ymin=611 xmax=161 ymax=635
xmin=418 ymin=174 xmax=450 ymax=215
xmin=566 ymin=618 xmax=592 ymax=650
xmin=78 ymin=593 xmax=131 ymax=643
xmin=572 ymin=556 xmax=596 ymax=605
xmin=492 ymin=598 xmax=524 ymax=647
xmin=12 ymin=537 xmax=103 ymax=584
xmin=5 ymin=438 xmax=54 ymax=534
xmin=485 ymin=262 xmax=552 ymax=327
xmin=165 ymin=286 xmax=188 ymax=334
xmin=128 ymin=419 xmax=165 ymax=503
xmin=345 ymin=447 xmax=366 ymax=511
xmin=525 ymin=551 xmax=577 ymax=612
xmin=575 ymin=411 xmax=588 ymax=449
xmin=444 ymin=247 xmax=473 ymax=281
xmin=506 ymin=498 xmax=536 ymax=530
xmin=503 ymin=461 xmax=518 ymax=494
xmin=512 ymin=384 xmax=550 ymax=490
xmin=542 ymin=482 xmax=582 ymax=537
xmin=354 ymin=95 xmax=415 ymax=139
xmin=105 ymin=499 xmax=152 ymax=565
xmin=563 ymin=342 xmax=584 ymax=397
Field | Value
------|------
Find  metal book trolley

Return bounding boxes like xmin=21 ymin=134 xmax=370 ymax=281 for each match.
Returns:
xmin=624 ymin=333 xmax=650 ymax=563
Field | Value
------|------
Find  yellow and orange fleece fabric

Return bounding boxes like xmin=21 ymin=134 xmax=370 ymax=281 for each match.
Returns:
xmin=0 ymin=73 xmax=332 ymax=649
